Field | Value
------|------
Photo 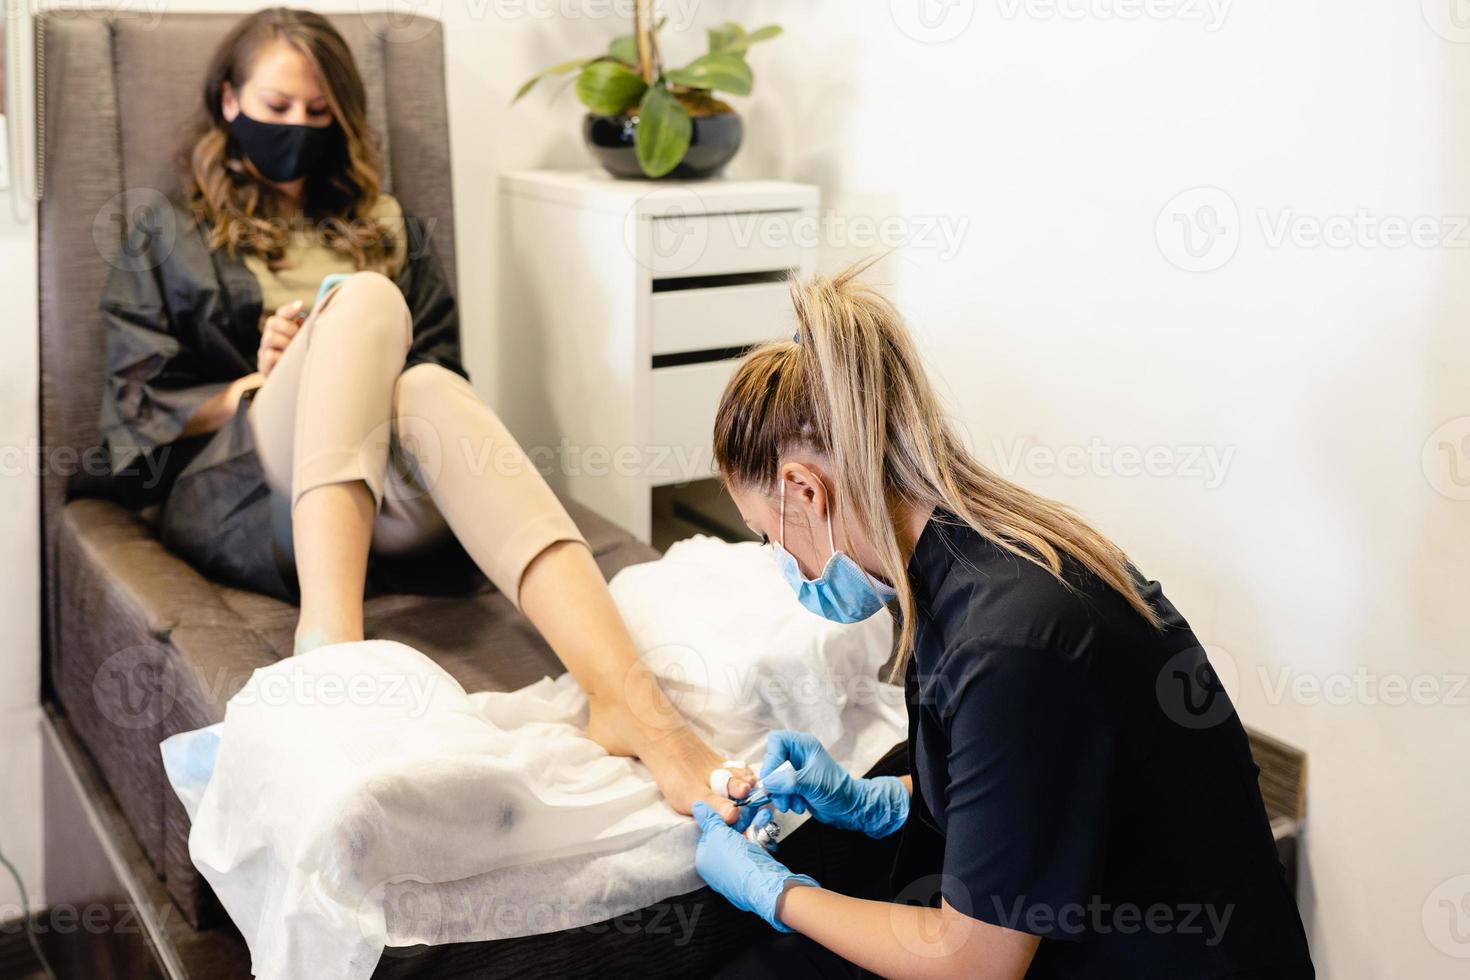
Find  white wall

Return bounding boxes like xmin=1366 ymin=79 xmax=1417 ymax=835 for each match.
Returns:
xmin=698 ymin=2 xmax=1466 ymax=978
xmin=472 ymin=2 xmax=1468 ymax=976
xmin=10 ymin=2 xmax=1465 ymax=975
xmin=0 ymin=0 xmax=44 ymax=919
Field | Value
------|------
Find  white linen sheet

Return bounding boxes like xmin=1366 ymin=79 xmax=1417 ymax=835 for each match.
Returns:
xmin=161 ymin=536 xmax=907 ymax=980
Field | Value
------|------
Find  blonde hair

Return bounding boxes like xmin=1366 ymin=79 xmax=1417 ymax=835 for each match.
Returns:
xmin=712 ymin=260 xmax=1160 ymax=675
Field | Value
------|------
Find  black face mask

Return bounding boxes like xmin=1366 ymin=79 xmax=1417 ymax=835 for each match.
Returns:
xmin=228 ymin=110 xmax=340 ymax=183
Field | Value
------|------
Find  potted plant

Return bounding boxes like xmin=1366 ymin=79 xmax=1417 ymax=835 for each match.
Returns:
xmin=515 ymin=1 xmax=781 ymax=179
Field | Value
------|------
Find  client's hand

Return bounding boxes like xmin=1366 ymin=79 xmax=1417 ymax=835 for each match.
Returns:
xmin=258 ymin=299 xmax=304 ymax=376
xmin=759 ymin=730 xmax=909 ymax=839
xmin=692 ymin=802 xmax=818 ymax=932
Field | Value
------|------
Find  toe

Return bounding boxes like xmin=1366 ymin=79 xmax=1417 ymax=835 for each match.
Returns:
xmin=703 ymin=793 xmax=740 ymax=825
xmin=726 ymin=765 xmax=756 ymax=800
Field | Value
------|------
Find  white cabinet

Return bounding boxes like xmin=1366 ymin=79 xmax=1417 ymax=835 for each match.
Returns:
xmin=650 ymin=280 xmax=795 ymax=356
xmin=497 ymin=170 xmax=820 ymax=542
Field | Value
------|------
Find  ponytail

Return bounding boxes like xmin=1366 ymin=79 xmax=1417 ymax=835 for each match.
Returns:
xmin=713 ymin=260 xmax=1160 ymax=676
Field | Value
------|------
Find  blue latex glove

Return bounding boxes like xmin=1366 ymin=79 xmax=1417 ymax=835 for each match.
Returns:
xmin=758 ymin=730 xmax=909 ymax=838
xmin=692 ymin=802 xmax=818 ymax=933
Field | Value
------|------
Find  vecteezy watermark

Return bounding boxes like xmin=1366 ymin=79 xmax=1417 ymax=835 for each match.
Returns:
xmin=93 ymin=646 xmax=179 ymax=732
xmin=1424 ymin=874 xmax=1470 ymax=958
xmin=1156 ymin=186 xmax=1241 ymax=273
xmin=620 ymin=640 xmax=910 ymax=735
xmin=890 ymin=0 xmax=978 ymax=44
xmin=727 ymin=210 xmax=971 ymax=264
xmin=1158 ymin=187 xmax=1470 ymax=271
xmin=990 ymin=895 xmax=1235 ymax=945
xmin=989 ymin=436 xmax=1236 ymax=489
xmin=349 ymin=423 xmax=724 ymax=493
xmin=724 ymin=667 xmax=897 ymax=713
xmin=359 ymin=412 xmax=446 ymax=504
xmin=621 ymin=184 xmax=970 ymax=274
xmin=622 ymin=642 xmax=716 ymax=734
xmin=1256 ymin=667 xmax=1470 ymax=709
xmin=1155 ymin=643 xmax=1240 ymax=730
xmin=1423 ymin=416 xmax=1470 ymax=501
xmin=368 ymin=0 xmax=710 ymax=42
xmin=40 ymin=0 xmax=168 ymax=29
xmin=91 ymin=187 xmax=438 ymax=272
xmin=229 ymin=670 xmax=440 ymax=716
xmin=1421 ymin=0 xmax=1470 ymax=44
xmin=523 ymin=438 xmax=715 ymax=484
xmin=887 ymin=874 xmax=978 ymax=957
xmin=1256 ymin=209 xmax=1470 ymax=251
xmin=995 ymin=0 xmax=1231 ymax=32
xmin=0 ymin=901 xmax=149 ymax=936
xmin=624 ymin=185 xmax=713 ymax=276
xmin=454 ymin=0 xmax=705 ymax=29
xmin=93 ymin=648 xmax=440 ymax=728
xmin=490 ymin=435 xmax=717 ymax=485
xmin=362 ymin=879 xmax=705 ymax=952
xmin=93 ymin=187 xmax=177 ymax=273
xmin=362 ymin=0 xmax=445 ymax=42
xmin=886 ymin=875 xmax=1234 ymax=957
xmin=0 ymin=439 xmax=170 ymax=485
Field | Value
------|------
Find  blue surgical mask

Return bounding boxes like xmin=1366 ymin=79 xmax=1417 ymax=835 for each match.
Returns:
xmin=772 ymin=480 xmax=897 ymax=623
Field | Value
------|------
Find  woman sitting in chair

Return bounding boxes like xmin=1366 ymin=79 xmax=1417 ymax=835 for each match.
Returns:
xmin=97 ymin=6 xmax=750 ymax=821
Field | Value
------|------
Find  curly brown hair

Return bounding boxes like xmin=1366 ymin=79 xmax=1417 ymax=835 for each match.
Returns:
xmin=180 ymin=8 xmax=397 ymax=272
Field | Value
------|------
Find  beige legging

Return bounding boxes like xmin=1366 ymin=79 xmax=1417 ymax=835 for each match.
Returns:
xmin=248 ymin=270 xmax=585 ymax=607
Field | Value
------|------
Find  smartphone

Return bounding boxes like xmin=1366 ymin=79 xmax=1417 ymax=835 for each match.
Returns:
xmin=315 ymin=273 xmax=352 ymax=308
xmin=295 ymin=273 xmax=353 ymax=324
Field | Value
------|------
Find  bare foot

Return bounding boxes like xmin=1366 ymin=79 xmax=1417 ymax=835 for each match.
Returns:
xmin=588 ymin=701 xmax=754 ymax=823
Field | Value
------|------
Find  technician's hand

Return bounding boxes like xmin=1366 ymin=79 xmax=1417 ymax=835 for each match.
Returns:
xmin=759 ymin=730 xmax=909 ymax=839
xmin=257 ymin=300 xmax=304 ymax=377
xmin=691 ymin=802 xmax=817 ymax=933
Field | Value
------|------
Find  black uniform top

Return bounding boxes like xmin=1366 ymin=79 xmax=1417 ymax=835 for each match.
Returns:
xmin=895 ymin=510 xmax=1314 ymax=979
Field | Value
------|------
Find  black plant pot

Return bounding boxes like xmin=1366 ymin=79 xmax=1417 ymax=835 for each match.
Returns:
xmin=583 ymin=111 xmax=743 ymax=180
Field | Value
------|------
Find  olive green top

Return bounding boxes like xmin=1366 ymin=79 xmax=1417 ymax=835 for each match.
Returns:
xmin=244 ymin=193 xmax=408 ymax=328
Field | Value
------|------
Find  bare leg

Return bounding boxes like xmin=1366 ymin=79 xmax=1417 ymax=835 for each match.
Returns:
xmin=292 ymin=482 xmax=375 ymax=653
xmin=518 ymin=541 xmax=753 ymax=821
xmin=390 ymin=364 xmax=753 ymax=820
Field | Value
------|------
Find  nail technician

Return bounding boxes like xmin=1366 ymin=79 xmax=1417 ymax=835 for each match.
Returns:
xmin=689 ymin=266 xmax=1315 ymax=979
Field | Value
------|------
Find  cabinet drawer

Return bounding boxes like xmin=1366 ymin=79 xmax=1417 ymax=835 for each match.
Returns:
xmin=648 ymin=360 xmax=741 ymax=486
xmin=645 ymin=209 xmax=809 ymax=278
xmin=651 ymin=281 xmax=793 ymax=356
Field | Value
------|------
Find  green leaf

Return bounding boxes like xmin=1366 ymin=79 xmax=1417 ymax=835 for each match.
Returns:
xmin=735 ymin=24 xmax=782 ymax=49
xmin=665 ymin=52 xmax=753 ymax=96
xmin=635 ymin=85 xmax=692 ymax=178
xmin=710 ymin=23 xmax=781 ymax=54
xmin=575 ymin=60 xmax=648 ymax=116
xmin=513 ymin=57 xmax=596 ymax=104
xmin=609 ymin=34 xmax=638 ymax=66
xmin=708 ymin=22 xmax=743 ymax=52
